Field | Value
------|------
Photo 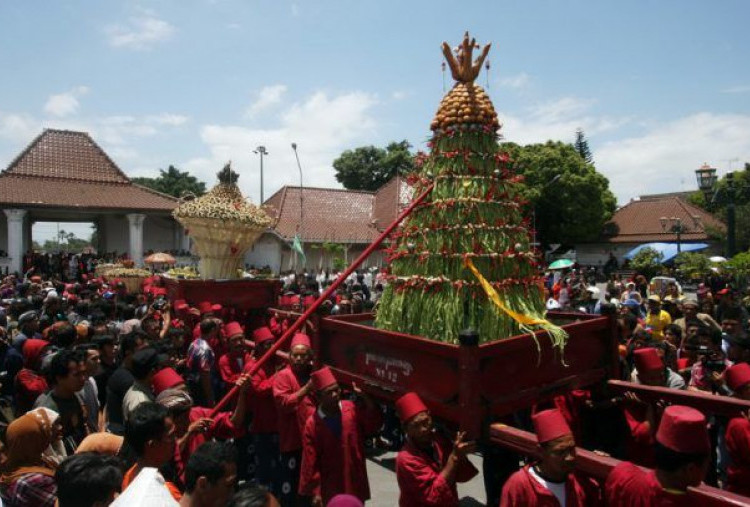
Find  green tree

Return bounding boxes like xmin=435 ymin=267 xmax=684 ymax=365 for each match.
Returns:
xmin=503 ymin=140 xmax=617 ymax=246
xmin=686 ymin=162 xmax=750 ymax=252
xmin=333 ymin=140 xmax=414 ymax=191
xmin=574 ymin=128 xmax=593 ymax=164
xmin=629 ymin=247 xmax=664 ymax=280
xmin=133 ymin=165 xmax=207 ymax=198
xmin=726 ymin=250 xmax=750 ymax=287
xmin=674 ymin=252 xmax=711 ymax=280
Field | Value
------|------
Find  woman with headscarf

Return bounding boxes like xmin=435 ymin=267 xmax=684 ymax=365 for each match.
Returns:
xmin=75 ymin=432 xmax=124 ymax=456
xmin=0 ymin=408 xmax=63 ymax=507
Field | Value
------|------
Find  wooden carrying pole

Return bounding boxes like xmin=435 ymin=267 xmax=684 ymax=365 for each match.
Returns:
xmin=210 ymin=183 xmax=435 ymax=416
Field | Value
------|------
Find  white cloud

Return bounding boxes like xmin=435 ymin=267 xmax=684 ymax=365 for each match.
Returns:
xmin=392 ymin=90 xmax=408 ymax=100
xmin=184 ymin=90 xmax=378 ymax=203
xmin=499 ymin=72 xmax=530 ymax=89
xmin=43 ymin=86 xmax=89 ymax=117
xmin=105 ymin=12 xmax=175 ymax=50
xmin=246 ymin=85 xmax=288 ymax=118
xmin=500 ymin=96 xmax=629 ymax=146
xmin=146 ymin=113 xmax=189 ymax=126
xmin=0 ymin=108 xmax=190 ymax=173
xmin=528 ymin=96 xmax=596 ymax=122
xmin=597 ymin=113 xmax=750 ymax=204
xmin=0 ymin=112 xmax=41 ymax=144
xmin=722 ymin=85 xmax=750 ymax=94
xmin=291 ymin=3 xmax=300 ymax=16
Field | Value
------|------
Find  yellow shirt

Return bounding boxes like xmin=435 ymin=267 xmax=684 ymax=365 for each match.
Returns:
xmin=644 ymin=310 xmax=672 ymax=341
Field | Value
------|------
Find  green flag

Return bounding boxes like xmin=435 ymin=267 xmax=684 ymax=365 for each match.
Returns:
xmin=292 ymin=234 xmax=306 ymax=266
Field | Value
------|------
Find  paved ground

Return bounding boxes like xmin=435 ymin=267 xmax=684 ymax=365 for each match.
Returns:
xmin=366 ymin=451 xmax=487 ymax=506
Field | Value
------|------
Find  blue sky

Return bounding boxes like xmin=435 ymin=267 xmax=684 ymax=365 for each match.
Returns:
xmin=2 ymin=1 xmax=750 ymax=242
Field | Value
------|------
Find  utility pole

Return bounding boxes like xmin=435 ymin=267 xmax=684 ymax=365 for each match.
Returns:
xmin=253 ymin=146 xmax=268 ymax=203
xmin=727 ymin=172 xmax=736 ymax=257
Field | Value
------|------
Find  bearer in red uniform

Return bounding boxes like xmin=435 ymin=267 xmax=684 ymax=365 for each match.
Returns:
xmin=723 ymin=362 xmax=750 ymax=496
xmin=272 ymin=332 xmax=316 ymax=506
xmin=621 ymin=347 xmax=677 ymax=467
xmin=395 ymin=392 xmax=478 ymax=507
xmin=298 ymin=366 xmax=382 ymax=505
xmin=245 ymin=325 xmax=281 ymax=496
xmin=500 ymin=408 xmax=591 ymax=506
xmin=606 ymin=405 xmax=711 ymax=506
xmin=153 ymin=366 xmax=249 ymax=484
xmin=218 ymin=321 xmax=252 ymax=386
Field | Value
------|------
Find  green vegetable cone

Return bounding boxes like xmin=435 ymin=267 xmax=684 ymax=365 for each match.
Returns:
xmin=375 ymin=33 xmax=566 ymax=351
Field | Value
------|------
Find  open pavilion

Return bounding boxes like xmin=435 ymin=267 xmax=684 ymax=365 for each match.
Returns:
xmin=0 ymin=129 xmax=187 ymax=274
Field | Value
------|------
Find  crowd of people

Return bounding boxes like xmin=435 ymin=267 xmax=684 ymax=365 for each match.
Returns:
xmin=0 ymin=264 xmax=746 ymax=506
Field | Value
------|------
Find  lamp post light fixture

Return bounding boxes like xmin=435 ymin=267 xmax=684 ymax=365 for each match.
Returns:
xmin=253 ymin=146 xmax=269 ymax=204
xmin=660 ymin=216 xmax=688 ymax=254
xmin=694 ymin=162 xmax=735 ymax=258
xmin=695 ymin=163 xmax=718 ymax=202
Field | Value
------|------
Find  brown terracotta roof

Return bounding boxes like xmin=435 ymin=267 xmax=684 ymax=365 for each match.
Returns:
xmin=0 ymin=129 xmax=178 ymax=211
xmin=603 ymin=196 xmax=725 ymax=244
xmin=0 ymin=175 xmax=178 ymax=211
xmin=264 ymin=186 xmax=379 ymax=243
xmin=4 ymin=129 xmax=130 ymax=183
xmin=372 ymin=176 xmax=413 ymax=231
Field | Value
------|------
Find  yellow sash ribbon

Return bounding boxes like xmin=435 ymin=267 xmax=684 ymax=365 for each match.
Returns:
xmin=464 ymin=257 xmax=552 ymax=328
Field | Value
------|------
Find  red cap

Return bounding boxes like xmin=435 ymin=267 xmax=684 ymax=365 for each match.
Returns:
xmin=175 ymin=303 xmax=189 ymax=312
xmin=290 ymin=333 xmax=311 ymax=349
xmin=656 ymin=405 xmax=709 ymax=454
xmin=311 ymin=367 xmax=338 ymax=391
xmin=395 ymin=392 xmax=428 ymax=423
xmin=152 ymin=367 xmax=185 ymax=395
xmin=252 ymin=326 xmax=275 ymax=344
xmin=22 ymin=338 xmax=50 ymax=367
xmin=725 ymin=363 xmax=750 ymax=392
xmin=211 ymin=304 xmax=223 ymax=312
xmin=224 ymin=321 xmax=244 ymax=338
xmin=717 ymin=288 xmax=730 ymax=295
xmin=174 ymin=299 xmax=186 ymax=308
xmin=197 ymin=301 xmax=213 ymax=314
xmin=532 ymin=408 xmax=572 ymax=444
xmin=633 ymin=347 xmax=664 ymax=374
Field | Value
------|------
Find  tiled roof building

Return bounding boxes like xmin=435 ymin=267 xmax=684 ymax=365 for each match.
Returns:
xmin=603 ymin=195 xmax=725 ymax=244
xmin=246 ymin=176 xmax=412 ymax=273
xmin=575 ymin=194 xmax=726 ymax=265
xmin=0 ymin=129 xmax=178 ymax=211
xmin=0 ymin=129 xmax=186 ymax=272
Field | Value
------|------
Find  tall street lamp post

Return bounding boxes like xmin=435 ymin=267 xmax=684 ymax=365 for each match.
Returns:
xmin=253 ymin=146 xmax=269 ymax=204
xmin=695 ymin=163 xmax=735 ymax=257
xmin=660 ymin=216 xmax=688 ymax=254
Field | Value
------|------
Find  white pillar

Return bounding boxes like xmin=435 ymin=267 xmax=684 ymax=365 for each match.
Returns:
xmin=126 ymin=213 xmax=146 ymax=266
xmin=181 ymin=227 xmax=190 ymax=252
xmin=4 ymin=209 xmax=27 ymax=275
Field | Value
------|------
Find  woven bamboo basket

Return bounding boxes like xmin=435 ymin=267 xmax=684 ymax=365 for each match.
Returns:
xmin=119 ymin=276 xmax=146 ymax=293
xmin=180 ymin=218 xmax=265 ymax=280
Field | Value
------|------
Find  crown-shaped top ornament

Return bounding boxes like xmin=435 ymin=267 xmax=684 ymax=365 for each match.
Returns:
xmin=432 ymin=32 xmax=500 ymax=132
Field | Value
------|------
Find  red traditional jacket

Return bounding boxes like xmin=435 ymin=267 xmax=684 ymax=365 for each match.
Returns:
xmin=173 ymin=406 xmax=244 ymax=483
xmin=272 ymin=366 xmax=315 ymax=453
xmin=298 ymin=400 xmax=382 ymax=503
xmin=726 ymin=416 xmax=750 ymax=497
xmin=500 ymin=465 xmax=591 ymax=507
xmin=244 ymin=357 xmax=278 ymax=434
xmin=605 ymin=462 xmax=697 ymax=507
xmin=218 ymin=351 xmax=252 ymax=386
xmin=396 ymin=436 xmax=478 ymax=507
